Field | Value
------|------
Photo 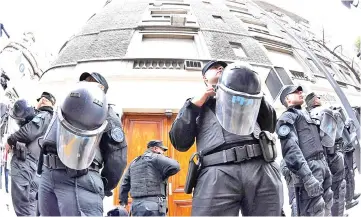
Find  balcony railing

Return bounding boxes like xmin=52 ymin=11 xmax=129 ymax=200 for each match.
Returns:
xmin=290 ymin=70 xmax=308 ymax=80
xmin=132 ymin=58 xmax=203 ymax=70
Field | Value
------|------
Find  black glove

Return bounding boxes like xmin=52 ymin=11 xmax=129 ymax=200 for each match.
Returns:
xmin=303 ymin=175 xmax=323 ymax=197
xmin=105 ymin=190 xmax=113 ymax=197
xmin=7 ymin=136 xmax=16 ymax=148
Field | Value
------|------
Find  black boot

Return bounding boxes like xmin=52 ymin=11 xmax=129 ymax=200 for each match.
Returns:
xmin=353 ymin=193 xmax=361 ymax=200
xmin=345 ymin=200 xmax=359 ymax=210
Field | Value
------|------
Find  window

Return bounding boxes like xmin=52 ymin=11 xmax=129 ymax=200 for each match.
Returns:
xmin=266 ymin=49 xmax=305 ymax=72
xmin=135 ymin=34 xmax=199 ymax=59
xmin=151 ymin=10 xmax=187 ymax=15
xmin=240 ymin=17 xmax=267 ymax=27
xmin=213 ymin=15 xmax=224 ymax=23
xmin=247 ymin=23 xmax=269 ymax=34
xmin=274 ymin=67 xmax=293 ymax=85
xmin=231 ymin=10 xmax=254 ymax=18
xmin=230 ymin=42 xmax=247 ymax=58
xmin=226 ymin=3 xmax=248 ymax=12
xmin=226 ymin=0 xmax=246 ymax=5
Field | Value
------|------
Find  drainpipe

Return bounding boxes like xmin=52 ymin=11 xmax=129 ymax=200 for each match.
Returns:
xmin=250 ymin=1 xmax=360 ymax=140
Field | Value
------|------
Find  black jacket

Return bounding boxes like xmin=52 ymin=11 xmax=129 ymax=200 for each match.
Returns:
xmin=8 ymin=106 xmax=53 ymax=147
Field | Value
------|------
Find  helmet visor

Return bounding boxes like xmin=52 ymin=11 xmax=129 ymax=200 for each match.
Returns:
xmin=215 ymin=84 xmax=262 ymax=135
xmin=56 ymin=108 xmax=107 ymax=170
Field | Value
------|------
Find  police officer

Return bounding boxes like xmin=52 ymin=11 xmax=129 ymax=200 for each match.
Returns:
xmin=38 ymin=80 xmax=127 ymax=216
xmin=276 ymin=86 xmax=333 ymax=216
xmin=119 ymin=140 xmax=180 ymax=216
xmin=305 ymin=92 xmax=345 ymax=216
xmin=6 ymin=94 xmax=55 ymax=216
xmin=280 ymin=159 xmax=298 ymax=216
xmin=170 ymin=61 xmax=283 ymax=216
xmin=341 ymin=116 xmax=360 ymax=209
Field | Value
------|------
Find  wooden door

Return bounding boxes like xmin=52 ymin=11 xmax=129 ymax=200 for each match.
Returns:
xmin=166 ymin=116 xmax=195 ymax=216
xmin=113 ymin=114 xmax=195 ymax=216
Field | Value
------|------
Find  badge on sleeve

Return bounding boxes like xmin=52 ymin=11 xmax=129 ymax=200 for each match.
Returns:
xmin=110 ymin=127 xmax=124 ymax=143
xmin=278 ymin=125 xmax=291 ymax=138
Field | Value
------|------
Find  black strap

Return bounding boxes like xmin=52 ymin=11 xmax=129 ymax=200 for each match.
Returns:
xmin=202 ymin=143 xmax=262 ymax=167
xmin=43 ymin=154 xmax=100 ymax=172
xmin=306 ymin=152 xmax=324 ymax=161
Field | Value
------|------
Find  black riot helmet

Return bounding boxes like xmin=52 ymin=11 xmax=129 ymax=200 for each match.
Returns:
xmin=56 ymin=82 xmax=109 ymax=170
xmin=215 ymin=62 xmax=263 ymax=135
xmin=9 ymin=99 xmax=36 ymax=126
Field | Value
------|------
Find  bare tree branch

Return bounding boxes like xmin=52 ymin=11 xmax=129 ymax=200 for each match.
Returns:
xmin=311 ymin=39 xmax=361 ymax=83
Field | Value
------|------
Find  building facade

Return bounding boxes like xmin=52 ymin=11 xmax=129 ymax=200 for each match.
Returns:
xmin=38 ymin=0 xmax=361 ymax=215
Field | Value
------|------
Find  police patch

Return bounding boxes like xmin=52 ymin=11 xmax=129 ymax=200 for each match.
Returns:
xmin=278 ymin=125 xmax=291 ymax=138
xmin=111 ymin=127 xmax=124 ymax=143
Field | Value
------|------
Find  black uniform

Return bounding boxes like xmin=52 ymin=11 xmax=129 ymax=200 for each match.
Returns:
xmin=119 ymin=148 xmax=180 ymax=216
xmin=38 ymin=105 xmax=127 ymax=216
xmin=343 ymin=124 xmax=358 ymax=204
xmin=169 ymin=96 xmax=283 ymax=216
xmin=7 ymin=106 xmax=53 ymax=216
xmin=276 ymin=105 xmax=333 ymax=216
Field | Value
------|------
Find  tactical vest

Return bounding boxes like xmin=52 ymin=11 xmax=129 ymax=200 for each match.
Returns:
xmin=196 ymin=106 xmax=261 ymax=155
xmin=129 ymin=152 xmax=166 ymax=198
xmin=292 ymin=109 xmax=324 ymax=159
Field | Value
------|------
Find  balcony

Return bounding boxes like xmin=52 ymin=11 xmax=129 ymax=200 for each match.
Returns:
xmin=290 ymin=70 xmax=308 ymax=80
xmin=132 ymin=58 xmax=203 ymax=70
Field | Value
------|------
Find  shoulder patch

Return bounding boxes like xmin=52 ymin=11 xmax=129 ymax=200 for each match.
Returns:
xmin=278 ymin=125 xmax=291 ymax=138
xmin=110 ymin=127 xmax=124 ymax=143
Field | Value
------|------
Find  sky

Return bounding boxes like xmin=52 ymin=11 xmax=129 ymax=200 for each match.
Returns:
xmin=261 ymin=0 xmax=361 ymax=55
xmin=0 ymin=0 xmax=360 ymax=57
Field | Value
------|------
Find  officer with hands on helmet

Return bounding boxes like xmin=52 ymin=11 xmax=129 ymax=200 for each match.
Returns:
xmin=6 ymin=93 xmax=55 ymax=217
xmin=305 ymin=92 xmax=346 ymax=216
xmin=276 ymin=85 xmax=333 ymax=216
xmin=119 ymin=140 xmax=180 ymax=216
xmin=169 ymin=61 xmax=282 ymax=216
xmin=38 ymin=73 xmax=127 ymax=216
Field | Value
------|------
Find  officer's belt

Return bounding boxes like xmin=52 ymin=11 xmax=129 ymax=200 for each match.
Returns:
xmin=305 ymin=152 xmax=324 ymax=161
xmin=202 ymin=143 xmax=262 ymax=167
xmin=43 ymin=154 xmax=100 ymax=172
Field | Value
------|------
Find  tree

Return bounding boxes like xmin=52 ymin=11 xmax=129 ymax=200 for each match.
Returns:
xmin=355 ymin=36 xmax=361 ymax=59
xmin=308 ymin=29 xmax=361 ymax=83
xmin=355 ymin=36 xmax=361 ymax=52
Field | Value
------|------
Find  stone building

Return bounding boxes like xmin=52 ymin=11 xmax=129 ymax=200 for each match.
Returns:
xmin=38 ymin=0 xmax=361 ymax=214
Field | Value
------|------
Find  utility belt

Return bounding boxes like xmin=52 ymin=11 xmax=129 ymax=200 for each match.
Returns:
xmin=14 ymin=142 xmax=37 ymax=162
xmin=132 ymin=196 xmax=167 ymax=214
xmin=43 ymin=154 xmax=100 ymax=178
xmin=305 ymin=152 xmax=324 ymax=161
xmin=184 ymin=131 xmax=277 ymax=194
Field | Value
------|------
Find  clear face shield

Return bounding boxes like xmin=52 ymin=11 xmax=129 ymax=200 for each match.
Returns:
xmin=334 ymin=113 xmax=345 ymax=139
xmin=320 ymin=111 xmax=337 ymax=147
xmin=56 ymin=107 xmax=108 ymax=170
xmin=215 ymin=83 xmax=262 ymax=135
xmin=7 ymin=115 xmax=20 ymax=135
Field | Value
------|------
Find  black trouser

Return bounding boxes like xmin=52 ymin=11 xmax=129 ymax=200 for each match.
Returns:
xmin=327 ymin=152 xmax=346 ymax=217
xmin=344 ymin=151 xmax=355 ymax=202
xmin=294 ymin=157 xmax=333 ymax=216
xmin=191 ymin=159 xmax=283 ymax=216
